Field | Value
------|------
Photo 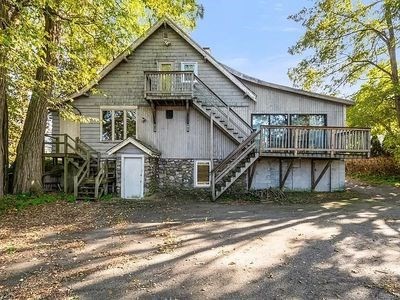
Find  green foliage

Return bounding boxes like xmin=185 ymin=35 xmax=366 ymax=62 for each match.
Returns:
xmin=346 ymin=156 xmax=400 ymax=187
xmin=99 ymin=194 xmax=114 ymax=202
xmin=0 ymin=193 xmax=75 ymax=214
xmin=5 ymin=244 xmax=17 ymax=255
xmin=5 ymin=0 xmax=203 ymax=162
xmin=347 ymin=68 xmax=400 ymax=158
xmin=289 ymin=0 xmax=399 ymax=95
xmin=290 ymin=0 xmax=400 ymax=162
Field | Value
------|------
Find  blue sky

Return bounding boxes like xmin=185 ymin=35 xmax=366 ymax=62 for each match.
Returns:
xmin=191 ymin=0 xmax=307 ymax=86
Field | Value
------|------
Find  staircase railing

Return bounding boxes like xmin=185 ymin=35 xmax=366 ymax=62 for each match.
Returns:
xmin=193 ymin=75 xmax=253 ymax=139
xmin=44 ymin=134 xmax=78 ymax=155
xmin=73 ymin=152 xmax=90 ymax=197
xmin=94 ymin=161 xmax=106 ymax=199
xmin=211 ymin=130 xmax=261 ymax=200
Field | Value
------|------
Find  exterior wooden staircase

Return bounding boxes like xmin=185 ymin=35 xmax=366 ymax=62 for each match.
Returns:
xmin=43 ymin=134 xmax=116 ymax=200
xmin=192 ymin=76 xmax=259 ymax=200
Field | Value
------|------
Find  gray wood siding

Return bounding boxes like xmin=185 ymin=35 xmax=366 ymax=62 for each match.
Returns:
xmin=74 ymin=25 xmax=250 ymax=108
xmin=69 ymin=23 xmax=348 ymax=159
xmin=72 ymin=24 xmax=247 ymax=158
xmin=243 ymin=81 xmax=346 ymax=126
xmin=138 ymin=106 xmax=236 ymax=159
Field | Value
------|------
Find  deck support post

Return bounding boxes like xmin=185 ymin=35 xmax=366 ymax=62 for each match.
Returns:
xmin=63 ymin=157 xmax=68 ymax=193
xmin=186 ymin=99 xmax=190 ymax=132
xmin=247 ymin=161 xmax=257 ymax=190
xmin=311 ymin=160 xmax=332 ymax=191
xmin=210 ymin=116 xmax=215 ymax=200
xmin=150 ymin=101 xmax=156 ymax=132
xmin=279 ymin=159 xmax=294 ymax=190
xmin=210 ymin=115 xmax=214 ymax=170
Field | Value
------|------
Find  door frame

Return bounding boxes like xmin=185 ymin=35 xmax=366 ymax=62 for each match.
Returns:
xmin=121 ymin=154 xmax=145 ymax=199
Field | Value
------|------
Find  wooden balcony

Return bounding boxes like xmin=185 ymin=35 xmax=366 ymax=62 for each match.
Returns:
xmin=144 ymin=71 xmax=195 ymax=105
xmin=259 ymin=126 xmax=371 ymax=159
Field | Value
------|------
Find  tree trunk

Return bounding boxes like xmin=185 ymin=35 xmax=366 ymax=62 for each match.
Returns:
xmin=0 ymin=1 xmax=9 ymax=196
xmin=384 ymin=2 xmax=400 ymax=127
xmin=13 ymin=5 xmax=58 ymax=194
xmin=0 ymin=53 xmax=8 ymax=196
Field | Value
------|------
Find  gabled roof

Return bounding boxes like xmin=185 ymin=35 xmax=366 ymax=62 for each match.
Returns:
xmin=107 ymin=137 xmax=160 ymax=157
xmin=70 ymin=18 xmax=257 ymax=100
xmin=222 ymin=64 xmax=354 ymax=106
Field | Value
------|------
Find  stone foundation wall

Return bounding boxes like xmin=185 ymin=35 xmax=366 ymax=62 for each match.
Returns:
xmin=116 ymin=157 xmax=249 ymax=197
xmin=157 ymin=158 xmax=247 ymax=192
xmin=144 ymin=157 xmax=159 ymax=195
xmin=158 ymin=159 xmax=194 ymax=189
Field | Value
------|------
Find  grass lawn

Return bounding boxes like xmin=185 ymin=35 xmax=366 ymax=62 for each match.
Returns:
xmin=349 ymin=173 xmax=400 ymax=188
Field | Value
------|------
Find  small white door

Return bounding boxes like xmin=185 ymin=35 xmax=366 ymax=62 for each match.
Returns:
xmin=122 ymin=156 xmax=143 ymax=199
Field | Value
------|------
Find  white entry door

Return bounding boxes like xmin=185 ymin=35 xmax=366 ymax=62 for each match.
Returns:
xmin=122 ymin=156 xmax=144 ymax=199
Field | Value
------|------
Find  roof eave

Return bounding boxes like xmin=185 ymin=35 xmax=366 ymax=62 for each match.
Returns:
xmin=70 ymin=18 xmax=257 ymax=101
xmin=223 ymin=64 xmax=354 ymax=106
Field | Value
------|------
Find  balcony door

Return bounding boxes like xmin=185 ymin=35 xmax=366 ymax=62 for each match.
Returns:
xmin=159 ymin=62 xmax=173 ymax=92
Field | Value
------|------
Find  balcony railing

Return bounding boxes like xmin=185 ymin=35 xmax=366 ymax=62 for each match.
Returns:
xmin=144 ymin=71 xmax=195 ymax=100
xmin=259 ymin=126 xmax=371 ymax=158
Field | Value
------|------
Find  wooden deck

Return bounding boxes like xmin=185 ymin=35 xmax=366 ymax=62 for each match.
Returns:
xmin=144 ymin=71 xmax=195 ymax=101
xmin=258 ymin=126 xmax=371 ymax=159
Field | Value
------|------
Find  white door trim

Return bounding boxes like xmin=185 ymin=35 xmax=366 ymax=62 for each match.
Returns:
xmin=121 ymin=154 xmax=144 ymax=199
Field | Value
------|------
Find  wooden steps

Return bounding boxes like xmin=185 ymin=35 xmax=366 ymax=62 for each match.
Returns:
xmin=191 ymin=77 xmax=259 ymax=200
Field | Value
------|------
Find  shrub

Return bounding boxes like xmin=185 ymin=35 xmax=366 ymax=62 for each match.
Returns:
xmin=346 ymin=156 xmax=400 ymax=177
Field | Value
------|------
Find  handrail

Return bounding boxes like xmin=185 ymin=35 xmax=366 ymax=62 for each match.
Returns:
xmin=261 ymin=125 xmax=371 ymax=131
xmin=144 ymin=71 xmax=195 ymax=98
xmin=73 ymin=159 xmax=89 ymax=197
xmin=144 ymin=70 xmax=194 ymax=74
xmin=259 ymin=126 xmax=371 ymax=156
xmin=215 ymin=142 xmax=257 ymax=183
xmin=94 ymin=163 xmax=106 ymax=199
xmin=194 ymin=74 xmax=253 ymax=132
xmin=211 ymin=129 xmax=260 ymax=174
xmin=76 ymin=137 xmax=97 ymax=154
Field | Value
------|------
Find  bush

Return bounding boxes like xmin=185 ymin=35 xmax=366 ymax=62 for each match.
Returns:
xmin=346 ymin=156 xmax=400 ymax=177
xmin=0 ymin=193 xmax=76 ymax=214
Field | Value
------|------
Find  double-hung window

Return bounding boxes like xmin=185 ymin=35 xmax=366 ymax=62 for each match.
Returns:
xmin=101 ymin=107 xmax=137 ymax=142
xmin=194 ymin=160 xmax=211 ymax=187
xmin=181 ymin=62 xmax=198 ymax=82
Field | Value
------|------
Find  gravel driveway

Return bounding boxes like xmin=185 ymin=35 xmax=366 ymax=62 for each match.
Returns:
xmin=1 ymin=181 xmax=399 ymax=299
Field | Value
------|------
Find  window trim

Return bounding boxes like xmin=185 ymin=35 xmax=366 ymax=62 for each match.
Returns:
xmin=158 ymin=61 xmax=174 ymax=71
xmin=251 ymin=113 xmax=328 ymax=129
xmin=194 ymin=160 xmax=211 ymax=188
xmin=99 ymin=106 xmax=137 ymax=142
xmin=181 ymin=62 xmax=198 ymax=82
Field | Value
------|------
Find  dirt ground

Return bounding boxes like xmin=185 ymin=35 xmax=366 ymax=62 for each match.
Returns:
xmin=1 ymin=180 xmax=400 ymax=300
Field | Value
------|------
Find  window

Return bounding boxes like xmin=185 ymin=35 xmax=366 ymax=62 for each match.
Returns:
xmin=290 ymin=114 xmax=327 ymax=149
xmin=251 ymin=113 xmax=328 ymax=149
xmin=251 ymin=114 xmax=288 ymax=130
xmin=181 ymin=62 xmax=198 ymax=82
xmin=166 ymin=110 xmax=173 ymax=119
xmin=194 ymin=160 xmax=211 ymax=187
xmin=252 ymin=114 xmax=289 ymax=149
xmin=290 ymin=114 xmax=326 ymax=126
xmin=101 ymin=108 xmax=137 ymax=141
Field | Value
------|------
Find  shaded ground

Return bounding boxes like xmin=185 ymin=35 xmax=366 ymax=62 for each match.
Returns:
xmin=0 ymin=180 xmax=400 ymax=299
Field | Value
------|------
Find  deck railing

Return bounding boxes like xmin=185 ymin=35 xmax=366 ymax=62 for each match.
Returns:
xmin=144 ymin=71 xmax=194 ymax=99
xmin=259 ymin=126 xmax=371 ymax=158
